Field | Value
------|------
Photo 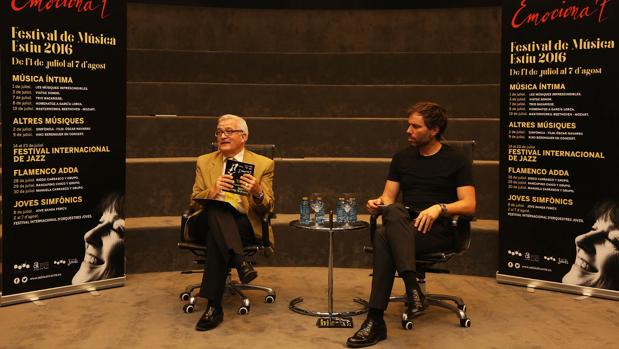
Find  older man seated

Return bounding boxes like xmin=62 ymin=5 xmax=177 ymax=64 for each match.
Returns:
xmin=190 ymin=114 xmax=274 ymax=331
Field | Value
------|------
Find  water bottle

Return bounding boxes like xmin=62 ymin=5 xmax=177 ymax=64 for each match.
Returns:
xmin=336 ymin=197 xmax=346 ymax=224
xmin=348 ymin=196 xmax=357 ymax=223
xmin=299 ymin=196 xmax=311 ymax=225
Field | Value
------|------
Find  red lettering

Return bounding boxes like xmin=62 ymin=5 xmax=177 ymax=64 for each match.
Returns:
xmin=11 ymin=0 xmax=34 ymax=11
xmin=580 ymin=6 xmax=594 ymax=19
xmin=100 ymin=0 xmax=108 ymax=19
xmin=597 ymin=0 xmax=610 ymax=22
xmin=10 ymin=0 xmax=109 ymax=19
xmin=511 ymin=0 xmax=528 ymax=29
xmin=540 ymin=10 xmax=551 ymax=24
xmin=564 ymin=6 xmax=579 ymax=19
xmin=511 ymin=0 xmax=611 ymax=29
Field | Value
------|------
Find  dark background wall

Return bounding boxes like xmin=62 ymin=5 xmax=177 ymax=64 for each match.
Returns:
xmin=123 ymin=2 xmax=501 ymax=275
xmin=1 ymin=2 xmax=502 ymax=275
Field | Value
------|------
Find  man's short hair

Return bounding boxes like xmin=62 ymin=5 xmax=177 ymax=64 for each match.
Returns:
xmin=218 ymin=114 xmax=249 ymax=136
xmin=407 ymin=102 xmax=448 ymax=140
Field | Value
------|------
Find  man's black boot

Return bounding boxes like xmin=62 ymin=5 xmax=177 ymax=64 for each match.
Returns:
xmin=406 ymin=282 xmax=427 ymax=315
xmin=195 ymin=305 xmax=224 ymax=331
xmin=401 ymin=271 xmax=427 ymax=315
xmin=346 ymin=318 xmax=387 ymax=348
xmin=237 ymin=260 xmax=258 ymax=284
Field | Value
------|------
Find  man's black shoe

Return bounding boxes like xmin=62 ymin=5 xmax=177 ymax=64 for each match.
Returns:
xmin=346 ymin=318 xmax=387 ymax=348
xmin=237 ymin=261 xmax=258 ymax=284
xmin=195 ymin=305 xmax=223 ymax=331
xmin=407 ymin=287 xmax=427 ymax=314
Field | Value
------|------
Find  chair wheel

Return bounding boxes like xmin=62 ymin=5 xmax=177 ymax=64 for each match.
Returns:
xmin=265 ymin=295 xmax=276 ymax=304
xmin=183 ymin=304 xmax=195 ymax=313
xmin=401 ymin=312 xmax=414 ymax=330
xmin=180 ymin=292 xmax=191 ymax=301
xmin=460 ymin=318 xmax=471 ymax=327
xmin=238 ymin=305 xmax=250 ymax=315
xmin=458 ymin=304 xmax=467 ymax=313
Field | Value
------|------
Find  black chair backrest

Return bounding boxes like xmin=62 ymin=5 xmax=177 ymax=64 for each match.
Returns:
xmin=210 ymin=143 xmax=276 ymax=160
xmin=441 ymin=140 xmax=474 ymax=254
xmin=442 ymin=140 xmax=475 ymax=165
xmin=451 ymin=216 xmax=472 ymax=254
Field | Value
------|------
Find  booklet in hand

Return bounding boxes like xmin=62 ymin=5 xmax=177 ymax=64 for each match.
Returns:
xmin=224 ymin=159 xmax=255 ymax=196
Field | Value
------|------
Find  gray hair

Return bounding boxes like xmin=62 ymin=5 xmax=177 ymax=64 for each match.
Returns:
xmin=218 ymin=114 xmax=249 ymax=136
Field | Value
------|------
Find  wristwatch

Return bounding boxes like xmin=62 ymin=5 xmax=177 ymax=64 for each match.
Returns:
xmin=253 ymin=192 xmax=264 ymax=201
xmin=439 ymin=203 xmax=448 ymax=216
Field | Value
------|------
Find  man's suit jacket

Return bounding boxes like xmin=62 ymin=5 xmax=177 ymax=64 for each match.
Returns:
xmin=191 ymin=149 xmax=275 ymax=246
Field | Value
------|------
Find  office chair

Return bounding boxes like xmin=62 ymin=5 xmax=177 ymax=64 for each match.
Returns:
xmin=178 ymin=144 xmax=277 ymax=315
xmin=364 ymin=140 xmax=475 ymax=330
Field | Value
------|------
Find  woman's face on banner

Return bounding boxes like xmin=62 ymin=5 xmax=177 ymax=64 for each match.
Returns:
xmin=72 ymin=206 xmax=125 ymax=284
xmin=562 ymin=215 xmax=619 ymax=290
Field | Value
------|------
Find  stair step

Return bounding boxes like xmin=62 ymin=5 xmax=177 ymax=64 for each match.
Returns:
xmin=128 ymin=4 xmax=500 ymax=52
xmin=123 ymin=157 xmax=499 ymax=219
xmin=0 ymin=157 xmax=498 ymax=225
xmin=128 ymin=50 xmax=499 ymax=85
xmin=127 ymin=116 xmax=499 ymax=160
xmin=127 ymin=82 xmax=499 ymax=117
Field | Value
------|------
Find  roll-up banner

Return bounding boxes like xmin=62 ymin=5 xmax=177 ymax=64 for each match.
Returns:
xmin=1 ymin=1 xmax=126 ymax=305
xmin=498 ymin=0 xmax=618 ymax=299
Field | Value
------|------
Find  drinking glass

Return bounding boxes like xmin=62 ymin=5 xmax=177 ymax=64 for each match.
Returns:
xmin=341 ymin=199 xmax=353 ymax=228
xmin=343 ymin=193 xmax=356 ymax=227
xmin=310 ymin=193 xmax=325 ymax=226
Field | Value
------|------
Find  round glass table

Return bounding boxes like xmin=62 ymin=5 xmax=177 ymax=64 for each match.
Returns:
xmin=288 ymin=218 xmax=369 ymax=326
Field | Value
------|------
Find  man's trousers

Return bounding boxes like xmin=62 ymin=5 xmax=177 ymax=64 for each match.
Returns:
xmin=195 ymin=201 xmax=255 ymax=301
xmin=369 ymin=203 xmax=454 ymax=310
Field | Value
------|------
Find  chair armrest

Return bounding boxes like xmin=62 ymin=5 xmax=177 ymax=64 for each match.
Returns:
xmin=260 ymin=212 xmax=275 ymax=248
xmin=369 ymin=214 xmax=379 ymax=244
xmin=367 ymin=208 xmax=474 ymax=254
xmin=448 ymin=215 xmax=474 ymax=253
xmin=450 ymin=214 xmax=475 ymax=221
xmin=180 ymin=207 xmax=201 ymax=242
xmin=448 ymin=214 xmax=475 ymax=229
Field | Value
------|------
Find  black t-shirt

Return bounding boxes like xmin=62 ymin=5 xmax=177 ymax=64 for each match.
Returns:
xmin=387 ymin=144 xmax=474 ymax=212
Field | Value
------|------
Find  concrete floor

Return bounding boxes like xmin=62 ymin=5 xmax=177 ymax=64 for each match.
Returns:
xmin=1 ymin=267 xmax=617 ymax=349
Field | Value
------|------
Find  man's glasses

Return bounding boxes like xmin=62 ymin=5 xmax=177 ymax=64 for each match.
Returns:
xmin=215 ymin=129 xmax=245 ymax=137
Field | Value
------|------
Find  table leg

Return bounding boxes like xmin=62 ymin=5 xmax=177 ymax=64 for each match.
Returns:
xmin=288 ymin=224 xmax=369 ymax=321
xmin=328 ymin=228 xmax=334 ymax=318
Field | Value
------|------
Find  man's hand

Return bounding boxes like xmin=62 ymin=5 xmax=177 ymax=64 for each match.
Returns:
xmin=414 ymin=204 xmax=442 ymax=234
xmin=366 ymin=198 xmax=383 ymax=215
xmin=240 ymin=174 xmax=262 ymax=197
xmin=210 ymin=174 xmax=235 ymax=198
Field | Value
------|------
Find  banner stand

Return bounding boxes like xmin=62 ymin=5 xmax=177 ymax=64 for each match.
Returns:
xmin=497 ymin=273 xmax=619 ymax=301
xmin=498 ymin=1 xmax=618 ymax=298
xmin=1 ymin=2 xmax=126 ymax=305
xmin=1 ymin=276 xmax=125 ymax=307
